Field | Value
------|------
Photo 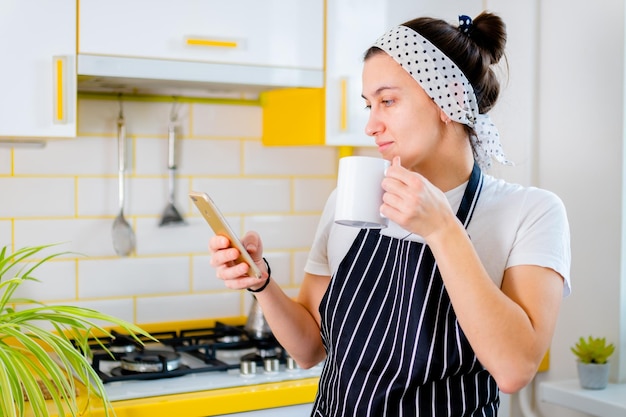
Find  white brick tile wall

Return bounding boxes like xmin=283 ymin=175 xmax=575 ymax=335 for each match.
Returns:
xmin=191 ymin=254 xmax=222 ymax=292
xmin=179 ymin=139 xmax=241 ymax=176
xmin=128 ymin=177 xmax=190 ymax=216
xmin=192 ymin=104 xmax=262 ymax=138
xmin=14 ymin=219 xmax=113 ymax=257
xmin=136 ymin=292 xmax=242 ymax=324
xmin=244 ymin=141 xmax=336 ymax=176
xmin=77 ymin=177 xmax=116 ymax=216
xmin=78 ymin=100 xmax=191 ymax=138
xmin=3 ymin=98 xmax=343 ymax=326
xmin=12 ymin=259 xmax=77 ymax=301
xmin=262 ymin=252 xmax=291 ymax=287
xmin=13 ymin=136 xmax=116 ymax=175
xmin=0 ymin=148 xmax=11 ymax=174
xmin=25 ymin=298 xmax=136 ymax=330
xmin=245 ymin=215 xmax=320 ymax=250
xmin=192 ymin=178 xmax=291 ymax=213
xmin=56 ymin=298 xmax=136 ymax=327
xmin=293 ymin=178 xmax=336 ymax=212
xmin=0 ymin=221 xmax=11 ymax=248
xmin=134 ymin=137 xmax=167 ymax=175
xmin=293 ymin=251 xmax=310 ymax=285
xmin=0 ymin=178 xmax=76 ymax=217
xmin=136 ymin=217 xmax=208 ymax=255
xmin=79 ymin=256 xmax=190 ymax=298
xmin=78 ymin=99 xmax=121 ymax=135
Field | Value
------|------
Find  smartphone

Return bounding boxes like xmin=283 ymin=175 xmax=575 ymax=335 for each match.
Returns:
xmin=189 ymin=191 xmax=263 ymax=279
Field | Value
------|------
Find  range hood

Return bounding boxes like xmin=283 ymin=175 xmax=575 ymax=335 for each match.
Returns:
xmin=77 ymin=54 xmax=325 ymax=98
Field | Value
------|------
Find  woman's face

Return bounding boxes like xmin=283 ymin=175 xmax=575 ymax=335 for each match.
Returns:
xmin=362 ymin=52 xmax=446 ymax=171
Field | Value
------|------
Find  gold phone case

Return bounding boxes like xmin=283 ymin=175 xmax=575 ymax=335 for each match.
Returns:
xmin=189 ymin=191 xmax=262 ymax=279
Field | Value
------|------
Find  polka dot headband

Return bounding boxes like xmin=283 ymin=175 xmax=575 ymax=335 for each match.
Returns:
xmin=373 ymin=24 xmax=512 ymax=170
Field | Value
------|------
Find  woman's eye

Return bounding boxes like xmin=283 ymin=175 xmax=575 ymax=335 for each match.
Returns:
xmin=382 ymin=99 xmax=394 ymax=107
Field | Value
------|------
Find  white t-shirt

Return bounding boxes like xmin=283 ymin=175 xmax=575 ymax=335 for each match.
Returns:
xmin=305 ymin=173 xmax=572 ymax=296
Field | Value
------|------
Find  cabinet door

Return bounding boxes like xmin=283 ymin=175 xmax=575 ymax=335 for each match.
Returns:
xmin=325 ymin=0 xmax=389 ymax=146
xmin=0 ymin=0 xmax=76 ymax=139
xmin=79 ymin=0 xmax=323 ymax=71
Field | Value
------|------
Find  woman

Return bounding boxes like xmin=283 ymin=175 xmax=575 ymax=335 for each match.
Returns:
xmin=209 ymin=11 xmax=571 ymax=416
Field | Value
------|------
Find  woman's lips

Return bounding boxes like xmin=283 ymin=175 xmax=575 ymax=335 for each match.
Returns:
xmin=377 ymin=140 xmax=393 ymax=153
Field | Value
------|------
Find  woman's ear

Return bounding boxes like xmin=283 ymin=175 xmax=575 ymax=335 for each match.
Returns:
xmin=439 ymin=109 xmax=451 ymax=125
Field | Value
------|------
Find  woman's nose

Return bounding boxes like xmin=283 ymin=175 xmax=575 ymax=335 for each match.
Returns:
xmin=365 ymin=112 xmax=382 ymax=137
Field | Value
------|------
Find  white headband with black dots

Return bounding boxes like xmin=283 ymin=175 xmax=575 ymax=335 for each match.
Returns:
xmin=373 ymin=25 xmax=512 ymax=170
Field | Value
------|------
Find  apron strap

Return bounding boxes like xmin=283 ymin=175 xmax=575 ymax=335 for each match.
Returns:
xmin=456 ymin=162 xmax=483 ymax=227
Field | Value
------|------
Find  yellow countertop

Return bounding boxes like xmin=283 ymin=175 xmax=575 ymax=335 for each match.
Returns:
xmin=31 ymin=377 xmax=319 ymax=417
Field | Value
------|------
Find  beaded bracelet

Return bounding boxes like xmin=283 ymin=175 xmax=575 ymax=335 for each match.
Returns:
xmin=247 ymin=258 xmax=271 ymax=293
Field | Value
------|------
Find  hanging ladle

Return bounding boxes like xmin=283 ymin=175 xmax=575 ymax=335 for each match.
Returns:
xmin=159 ymin=101 xmax=186 ymax=227
xmin=111 ymin=98 xmax=136 ymax=256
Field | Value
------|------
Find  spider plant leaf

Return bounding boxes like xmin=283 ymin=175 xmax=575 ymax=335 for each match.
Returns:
xmin=0 ymin=345 xmax=20 ymax=417
xmin=1 ymin=325 xmax=78 ymax=415
xmin=0 ymin=244 xmax=154 ymax=417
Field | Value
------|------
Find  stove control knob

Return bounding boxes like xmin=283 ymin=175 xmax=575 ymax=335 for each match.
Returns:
xmin=286 ymin=356 xmax=299 ymax=371
xmin=263 ymin=357 xmax=280 ymax=373
xmin=240 ymin=360 xmax=257 ymax=376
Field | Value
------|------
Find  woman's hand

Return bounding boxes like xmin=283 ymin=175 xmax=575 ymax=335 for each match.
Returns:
xmin=380 ymin=156 xmax=457 ymax=240
xmin=208 ymin=231 xmax=269 ymax=291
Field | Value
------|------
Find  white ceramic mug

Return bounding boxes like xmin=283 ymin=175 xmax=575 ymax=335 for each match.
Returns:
xmin=334 ymin=156 xmax=390 ymax=228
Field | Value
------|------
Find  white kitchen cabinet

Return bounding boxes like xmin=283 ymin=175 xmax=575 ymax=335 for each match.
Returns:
xmin=79 ymin=0 xmax=323 ymax=72
xmin=0 ymin=0 xmax=76 ymax=139
xmin=324 ymin=0 xmax=395 ymax=146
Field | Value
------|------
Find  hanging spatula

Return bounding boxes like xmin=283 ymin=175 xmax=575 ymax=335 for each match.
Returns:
xmin=159 ymin=103 xmax=186 ymax=227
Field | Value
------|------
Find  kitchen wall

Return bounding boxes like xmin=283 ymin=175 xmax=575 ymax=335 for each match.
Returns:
xmin=0 ymin=98 xmax=338 ymax=324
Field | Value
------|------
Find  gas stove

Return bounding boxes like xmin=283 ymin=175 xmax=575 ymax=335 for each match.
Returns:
xmin=62 ymin=322 xmax=323 ymax=402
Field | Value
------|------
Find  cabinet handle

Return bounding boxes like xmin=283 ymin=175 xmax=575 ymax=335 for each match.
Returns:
xmin=340 ymin=78 xmax=348 ymax=132
xmin=52 ymin=56 xmax=68 ymax=124
xmin=185 ymin=38 xmax=239 ymax=48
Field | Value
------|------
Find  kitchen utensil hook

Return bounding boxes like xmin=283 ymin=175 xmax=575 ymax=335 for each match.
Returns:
xmin=169 ymin=99 xmax=181 ymax=124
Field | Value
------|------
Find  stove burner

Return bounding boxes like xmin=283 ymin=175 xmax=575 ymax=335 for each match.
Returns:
xmin=217 ymin=334 xmax=244 ymax=344
xmin=110 ymin=364 xmax=191 ymax=379
xmin=120 ymin=350 xmax=182 ymax=373
xmin=109 ymin=334 xmax=138 ymax=354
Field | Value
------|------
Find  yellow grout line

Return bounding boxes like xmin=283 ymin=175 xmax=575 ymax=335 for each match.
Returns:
xmin=133 ymin=296 xmax=138 ymax=324
xmin=188 ymin=103 xmax=195 ymax=138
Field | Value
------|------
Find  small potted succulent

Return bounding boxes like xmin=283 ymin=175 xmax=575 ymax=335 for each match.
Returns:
xmin=0 ymin=244 xmax=153 ymax=417
xmin=571 ymin=335 xmax=615 ymax=390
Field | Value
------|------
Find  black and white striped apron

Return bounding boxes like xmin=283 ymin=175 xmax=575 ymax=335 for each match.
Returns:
xmin=312 ymin=163 xmax=499 ymax=417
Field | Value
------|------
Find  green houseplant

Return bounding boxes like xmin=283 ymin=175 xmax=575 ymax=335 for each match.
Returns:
xmin=571 ymin=336 xmax=615 ymax=390
xmin=0 ymin=244 xmax=154 ymax=417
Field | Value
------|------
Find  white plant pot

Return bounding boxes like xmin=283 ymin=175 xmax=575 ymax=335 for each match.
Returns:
xmin=576 ymin=361 xmax=610 ymax=390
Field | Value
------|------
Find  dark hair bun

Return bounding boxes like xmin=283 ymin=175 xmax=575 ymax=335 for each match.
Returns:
xmin=399 ymin=11 xmax=508 ymax=113
xmin=470 ymin=11 xmax=507 ymax=65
